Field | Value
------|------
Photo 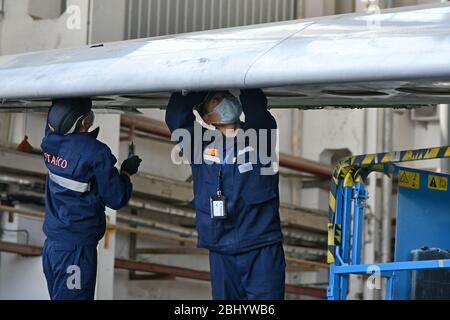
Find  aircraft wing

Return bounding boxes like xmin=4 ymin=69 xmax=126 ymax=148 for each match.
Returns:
xmin=1 ymin=3 xmax=450 ymax=111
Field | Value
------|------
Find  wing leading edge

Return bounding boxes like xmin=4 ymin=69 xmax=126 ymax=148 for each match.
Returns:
xmin=1 ymin=3 xmax=450 ymax=110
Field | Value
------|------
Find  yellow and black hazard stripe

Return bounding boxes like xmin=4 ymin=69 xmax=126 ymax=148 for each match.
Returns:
xmin=349 ymin=146 xmax=450 ymax=168
xmin=326 ymin=145 xmax=450 ymax=264
xmin=327 ymin=222 xmax=342 ymax=263
xmin=326 ymin=159 xmax=354 ymax=263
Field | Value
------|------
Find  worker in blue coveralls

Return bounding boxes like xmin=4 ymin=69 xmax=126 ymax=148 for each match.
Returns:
xmin=165 ymin=89 xmax=285 ymax=300
xmin=41 ymin=98 xmax=142 ymax=300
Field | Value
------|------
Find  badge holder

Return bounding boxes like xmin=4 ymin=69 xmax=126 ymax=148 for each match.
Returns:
xmin=210 ymin=190 xmax=227 ymax=219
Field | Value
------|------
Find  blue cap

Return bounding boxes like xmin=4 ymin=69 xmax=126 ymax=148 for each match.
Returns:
xmin=47 ymin=98 xmax=92 ymax=135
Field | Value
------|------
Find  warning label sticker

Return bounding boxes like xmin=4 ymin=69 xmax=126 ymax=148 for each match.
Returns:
xmin=399 ymin=170 xmax=420 ymax=189
xmin=428 ymin=175 xmax=448 ymax=192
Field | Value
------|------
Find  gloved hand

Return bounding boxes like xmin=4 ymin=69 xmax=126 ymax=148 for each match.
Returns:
xmin=120 ymin=155 xmax=142 ymax=176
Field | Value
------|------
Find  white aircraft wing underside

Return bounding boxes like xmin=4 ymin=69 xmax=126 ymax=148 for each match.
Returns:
xmin=1 ymin=3 xmax=450 ymax=111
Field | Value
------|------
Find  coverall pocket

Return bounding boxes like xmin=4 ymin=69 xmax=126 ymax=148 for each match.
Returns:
xmin=241 ymin=187 xmax=277 ymax=205
xmin=239 ymin=188 xmax=279 ymax=241
xmin=193 ymin=180 xmax=217 ymax=212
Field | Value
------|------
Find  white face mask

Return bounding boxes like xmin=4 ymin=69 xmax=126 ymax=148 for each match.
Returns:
xmin=205 ymin=96 xmax=243 ymax=125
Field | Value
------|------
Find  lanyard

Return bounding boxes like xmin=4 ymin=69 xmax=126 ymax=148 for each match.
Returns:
xmin=217 ymin=148 xmax=234 ymax=196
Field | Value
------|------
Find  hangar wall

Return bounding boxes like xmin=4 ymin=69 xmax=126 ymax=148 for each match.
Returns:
xmin=0 ymin=0 xmax=446 ymax=300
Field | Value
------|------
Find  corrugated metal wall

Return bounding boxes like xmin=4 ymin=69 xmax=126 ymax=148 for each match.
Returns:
xmin=124 ymin=0 xmax=296 ymax=39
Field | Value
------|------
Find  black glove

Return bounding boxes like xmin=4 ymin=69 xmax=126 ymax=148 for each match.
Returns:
xmin=120 ymin=155 xmax=142 ymax=176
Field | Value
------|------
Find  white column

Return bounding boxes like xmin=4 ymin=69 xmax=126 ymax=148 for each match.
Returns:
xmin=94 ymin=113 xmax=121 ymax=300
xmin=362 ymin=108 xmax=383 ymax=300
xmin=439 ymin=105 xmax=450 ymax=173
xmin=291 ymin=111 xmax=303 ymax=206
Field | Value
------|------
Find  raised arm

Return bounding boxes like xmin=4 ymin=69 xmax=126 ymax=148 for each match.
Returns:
xmin=165 ymin=92 xmax=207 ymax=133
xmin=240 ymin=89 xmax=277 ymax=130
xmin=165 ymin=92 xmax=208 ymax=164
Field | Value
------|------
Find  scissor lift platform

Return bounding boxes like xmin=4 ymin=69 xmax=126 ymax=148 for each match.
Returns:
xmin=327 ymin=147 xmax=450 ymax=300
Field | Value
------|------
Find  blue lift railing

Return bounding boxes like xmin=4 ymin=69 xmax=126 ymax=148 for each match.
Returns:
xmin=327 ymin=146 xmax=450 ymax=300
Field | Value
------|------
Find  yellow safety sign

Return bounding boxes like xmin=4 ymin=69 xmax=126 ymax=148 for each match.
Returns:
xmin=399 ymin=170 xmax=420 ymax=189
xmin=428 ymin=175 xmax=448 ymax=191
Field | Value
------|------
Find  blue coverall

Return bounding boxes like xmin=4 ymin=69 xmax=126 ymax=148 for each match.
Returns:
xmin=165 ymin=89 xmax=286 ymax=300
xmin=41 ymin=127 xmax=132 ymax=300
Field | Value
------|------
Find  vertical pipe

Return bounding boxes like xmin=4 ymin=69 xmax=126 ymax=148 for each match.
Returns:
xmin=339 ymin=185 xmax=353 ymax=299
xmin=351 ymin=182 xmax=365 ymax=265
xmin=95 ymin=114 xmax=121 ymax=300
xmin=329 ymin=180 xmax=344 ymax=299
xmin=381 ymin=108 xmax=393 ymax=264
xmin=341 ymin=187 xmax=352 ymax=262
xmin=386 ymin=274 xmax=395 ymax=300
xmin=0 ymin=0 xmax=3 ymax=58
xmin=291 ymin=109 xmax=303 ymax=206
xmin=380 ymin=107 xmax=393 ymax=300
xmin=327 ymin=263 xmax=339 ymax=300
xmin=291 ymin=0 xmax=304 ymax=207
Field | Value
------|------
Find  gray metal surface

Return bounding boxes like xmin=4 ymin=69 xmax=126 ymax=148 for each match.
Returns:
xmin=1 ymin=3 xmax=450 ymax=109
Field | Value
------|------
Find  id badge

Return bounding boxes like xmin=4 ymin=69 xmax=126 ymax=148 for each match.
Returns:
xmin=210 ymin=194 xmax=227 ymax=219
